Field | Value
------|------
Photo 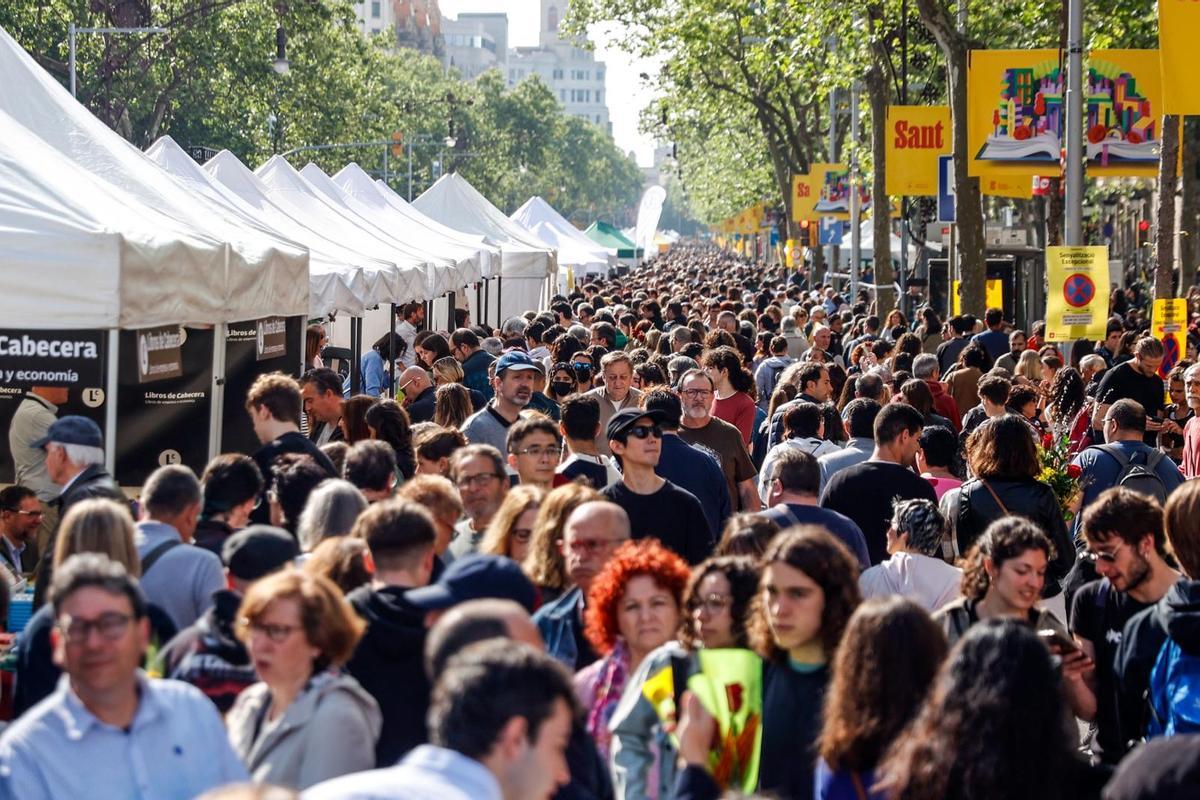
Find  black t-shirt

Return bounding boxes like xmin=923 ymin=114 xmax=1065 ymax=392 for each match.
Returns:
xmin=601 ymin=479 xmax=712 ymax=564
xmin=820 ymin=460 xmax=938 ymax=564
xmin=250 ymin=431 xmax=337 ymax=524
xmin=759 ymin=662 xmax=828 ymax=800
xmin=1069 ymin=578 xmax=1153 ymax=763
xmin=1096 ymin=362 xmax=1165 ymax=446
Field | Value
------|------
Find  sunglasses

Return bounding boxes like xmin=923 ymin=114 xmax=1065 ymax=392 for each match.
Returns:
xmin=1082 ymin=542 xmax=1126 ymax=564
xmin=624 ymin=424 xmax=663 ymax=440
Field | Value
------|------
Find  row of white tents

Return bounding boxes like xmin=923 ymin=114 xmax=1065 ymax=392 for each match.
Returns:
xmin=0 ymin=22 xmax=634 ymax=474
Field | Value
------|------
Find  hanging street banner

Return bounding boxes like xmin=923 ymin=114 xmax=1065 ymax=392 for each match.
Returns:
xmin=1159 ymin=1 xmax=1200 ymax=113
xmin=1152 ymin=298 xmax=1188 ymax=379
xmin=952 ymin=280 xmax=1004 ymax=316
xmin=886 ymin=106 xmax=950 ymax=196
xmin=792 ymin=164 xmax=840 ymax=222
xmin=968 ymin=49 xmax=1163 ymax=180
xmin=1045 ymin=246 xmax=1109 ymax=342
xmin=979 ymin=171 xmax=1035 ymax=198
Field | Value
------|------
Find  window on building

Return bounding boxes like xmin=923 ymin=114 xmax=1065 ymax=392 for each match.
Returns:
xmin=509 ymin=69 xmax=516 ymax=81
xmin=553 ymin=68 xmax=563 ymax=80
xmin=560 ymin=90 xmax=566 ymax=101
xmin=371 ymin=0 xmax=380 ymax=17
xmin=596 ymin=115 xmax=601 ymax=123
xmin=597 ymin=69 xmax=605 ymax=81
xmin=597 ymin=90 xmax=603 ymax=104
xmin=584 ymin=89 xmax=591 ymax=102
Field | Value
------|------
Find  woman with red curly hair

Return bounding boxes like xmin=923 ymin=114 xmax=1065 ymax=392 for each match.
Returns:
xmin=576 ymin=539 xmax=689 ymax=762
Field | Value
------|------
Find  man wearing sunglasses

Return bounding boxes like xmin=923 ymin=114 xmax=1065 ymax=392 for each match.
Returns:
xmin=1069 ymin=488 xmax=1179 ymax=764
xmin=0 ymin=554 xmax=247 ymax=798
xmin=601 ymin=408 xmax=712 ymax=565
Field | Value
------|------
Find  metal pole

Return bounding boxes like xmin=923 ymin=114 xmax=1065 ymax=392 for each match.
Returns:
xmin=350 ymin=318 xmax=363 ymax=395
xmin=850 ymin=81 xmax=861 ymax=300
xmin=69 ymin=23 xmax=77 ymax=97
xmin=388 ymin=303 xmax=397 ymax=396
xmin=899 ymin=0 xmax=910 ymax=318
xmin=446 ymin=291 xmax=457 ymax=334
xmin=827 ymin=83 xmax=838 ymax=279
xmin=103 ymin=329 xmax=119 ymax=474
xmin=1064 ymin=0 xmax=1084 ymax=245
xmin=382 ymin=145 xmax=388 ymax=185
xmin=407 ymin=141 xmax=414 ymax=201
xmin=208 ymin=322 xmax=227 ymax=461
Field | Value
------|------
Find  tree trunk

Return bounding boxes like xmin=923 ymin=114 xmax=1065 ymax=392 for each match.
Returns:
xmin=1156 ymin=115 xmax=1181 ymax=301
xmin=1179 ymin=117 xmax=1199 ymax=291
xmin=1045 ymin=178 xmax=1064 ymax=247
xmin=865 ymin=56 xmax=894 ymax=312
xmin=915 ymin=0 xmax=986 ymax=317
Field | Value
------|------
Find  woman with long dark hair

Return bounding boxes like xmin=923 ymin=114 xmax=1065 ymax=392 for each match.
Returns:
xmin=816 ymin=597 xmax=948 ymax=799
xmin=364 ymin=399 xmax=416 ymax=482
xmin=955 ymin=416 xmax=1074 ymax=595
xmin=412 ymin=331 xmax=451 ymax=369
xmin=876 ymin=619 xmax=1104 ymax=800
xmin=701 ymin=345 xmax=758 ymax=443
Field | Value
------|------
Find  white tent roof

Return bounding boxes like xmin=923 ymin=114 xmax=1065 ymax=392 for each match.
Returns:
xmin=414 ymin=173 xmax=556 ymax=280
xmin=147 ymin=137 xmax=376 ymax=317
xmin=0 ymin=25 xmax=308 ymax=324
xmin=0 ymin=111 xmax=228 ymax=329
xmin=298 ymin=163 xmax=461 ymax=299
xmin=254 ymin=156 xmax=428 ymax=303
xmin=360 ymin=173 xmax=501 ymax=280
xmin=330 ymin=163 xmax=491 ymax=288
xmin=511 ymin=196 xmax=614 ymax=275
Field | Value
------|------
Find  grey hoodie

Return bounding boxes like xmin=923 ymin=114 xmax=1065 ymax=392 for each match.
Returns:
xmin=227 ymin=669 xmax=382 ymax=790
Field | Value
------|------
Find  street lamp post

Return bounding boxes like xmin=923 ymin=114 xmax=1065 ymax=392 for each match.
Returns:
xmin=68 ymin=23 xmax=168 ymax=97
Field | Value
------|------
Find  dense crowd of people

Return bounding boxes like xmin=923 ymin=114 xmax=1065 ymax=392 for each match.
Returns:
xmin=4 ymin=246 xmax=1200 ymax=799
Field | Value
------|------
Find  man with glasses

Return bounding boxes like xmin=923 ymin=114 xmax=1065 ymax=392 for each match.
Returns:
xmin=535 ymin=500 xmax=631 ymax=670
xmin=507 ymin=417 xmax=561 ymax=490
xmin=1068 ymin=489 xmax=1179 ymax=764
xmin=601 ymin=408 xmax=712 ymax=565
xmin=461 ymin=352 xmax=541 ymax=454
xmin=0 ymin=553 xmax=247 ymax=798
xmin=447 ymin=445 xmax=509 ymax=562
xmin=397 ymin=365 xmax=436 ymax=424
xmin=676 ymin=370 xmax=760 ymax=514
xmin=0 ymin=485 xmax=41 ymax=582
xmin=450 ymin=328 xmax=496 ymax=401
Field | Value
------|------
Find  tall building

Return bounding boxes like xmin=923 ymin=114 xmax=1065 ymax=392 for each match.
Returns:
xmin=441 ymin=1 xmax=610 ymax=134
xmin=353 ymin=0 xmax=443 ymax=56
xmin=352 ymin=0 xmax=396 ymax=39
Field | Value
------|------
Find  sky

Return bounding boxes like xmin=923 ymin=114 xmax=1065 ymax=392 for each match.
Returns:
xmin=438 ymin=0 xmax=659 ymax=167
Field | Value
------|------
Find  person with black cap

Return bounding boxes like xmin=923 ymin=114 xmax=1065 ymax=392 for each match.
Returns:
xmin=405 ymin=553 xmax=540 ymax=622
xmin=158 ymin=524 xmax=299 ymax=712
xmin=461 ymin=351 xmax=541 ymax=453
xmin=600 ymin=408 xmax=712 ymax=564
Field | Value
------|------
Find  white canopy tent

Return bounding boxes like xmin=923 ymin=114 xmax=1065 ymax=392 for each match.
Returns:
xmin=0 ymin=26 xmax=308 ymax=323
xmin=414 ymin=173 xmax=556 ymax=322
xmin=254 ymin=156 xmax=428 ymax=304
xmin=298 ymin=163 xmax=461 ymax=301
xmin=511 ymin=196 xmax=614 ymax=277
xmin=146 ymin=137 xmax=376 ymax=318
xmin=828 ymin=219 xmax=922 ymax=269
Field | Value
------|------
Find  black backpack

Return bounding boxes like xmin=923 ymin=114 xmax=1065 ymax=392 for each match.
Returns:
xmin=1094 ymin=444 xmax=1168 ymax=503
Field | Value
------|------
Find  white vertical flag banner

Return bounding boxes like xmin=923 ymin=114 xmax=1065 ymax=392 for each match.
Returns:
xmin=635 ymin=186 xmax=667 ymax=256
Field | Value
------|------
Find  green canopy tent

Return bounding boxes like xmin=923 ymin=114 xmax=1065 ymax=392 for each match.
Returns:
xmin=585 ymin=220 xmax=643 ymax=260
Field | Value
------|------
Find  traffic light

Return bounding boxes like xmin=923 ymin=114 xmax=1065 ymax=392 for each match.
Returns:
xmin=798 ymin=219 xmax=811 ymax=247
xmin=1138 ymin=219 xmax=1151 ymax=247
xmin=390 ymin=131 xmax=403 ymax=159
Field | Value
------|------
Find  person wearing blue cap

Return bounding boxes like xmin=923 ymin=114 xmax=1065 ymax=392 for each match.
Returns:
xmin=406 ymin=553 xmax=540 ymax=620
xmin=460 ymin=351 xmax=542 ymax=454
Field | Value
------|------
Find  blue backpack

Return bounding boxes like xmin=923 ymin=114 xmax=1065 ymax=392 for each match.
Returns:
xmin=1147 ymin=636 xmax=1200 ymax=736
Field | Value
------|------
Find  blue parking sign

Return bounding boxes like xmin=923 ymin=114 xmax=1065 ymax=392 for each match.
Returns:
xmin=937 ymin=155 xmax=955 ymax=224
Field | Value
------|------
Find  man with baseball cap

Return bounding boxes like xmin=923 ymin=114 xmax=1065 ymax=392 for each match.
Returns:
xmin=159 ymin=525 xmax=298 ymax=712
xmin=600 ymin=408 xmax=712 ymax=564
xmin=31 ymin=415 xmax=124 ymax=609
xmin=461 ymin=351 xmax=543 ymax=453
xmin=406 ymin=554 xmax=539 ymax=621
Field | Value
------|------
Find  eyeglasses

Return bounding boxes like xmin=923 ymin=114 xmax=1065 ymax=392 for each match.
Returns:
xmin=10 ymin=509 xmax=44 ymax=518
xmin=1083 ymin=541 xmax=1126 ymax=564
xmin=57 ymin=612 xmax=133 ymax=644
xmin=625 ymin=424 xmax=663 ymax=440
xmin=688 ymin=593 xmax=732 ymax=614
xmin=514 ymin=446 xmax=558 ymax=460
xmin=680 ymin=388 xmax=713 ymax=398
xmin=560 ymin=536 xmax=629 ymax=555
xmin=239 ymin=618 xmax=303 ymax=643
xmin=456 ymin=472 xmax=502 ymax=490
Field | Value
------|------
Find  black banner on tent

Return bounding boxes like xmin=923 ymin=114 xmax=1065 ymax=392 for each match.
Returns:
xmin=222 ymin=316 xmax=303 ymax=456
xmin=135 ymin=325 xmax=184 ymax=383
xmin=0 ymin=329 xmax=108 ymax=484
xmin=256 ymin=317 xmax=288 ymax=361
xmin=116 ymin=326 xmax=213 ymax=486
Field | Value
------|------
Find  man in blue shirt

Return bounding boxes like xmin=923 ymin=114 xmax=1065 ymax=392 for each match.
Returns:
xmin=644 ymin=389 xmax=731 ymax=540
xmin=971 ymin=307 xmax=1010 ymax=363
xmin=0 ymin=553 xmax=246 ymax=799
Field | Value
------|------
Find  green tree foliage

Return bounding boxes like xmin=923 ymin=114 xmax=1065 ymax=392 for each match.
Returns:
xmin=1 ymin=0 xmax=641 ymax=215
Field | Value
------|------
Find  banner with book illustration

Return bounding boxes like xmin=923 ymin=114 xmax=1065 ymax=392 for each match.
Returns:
xmin=1045 ymin=246 xmax=1109 ymax=343
xmin=968 ymin=49 xmax=1162 ymax=179
xmin=792 ymin=164 xmax=840 ymax=223
xmin=1159 ymin=1 xmax=1200 ymax=114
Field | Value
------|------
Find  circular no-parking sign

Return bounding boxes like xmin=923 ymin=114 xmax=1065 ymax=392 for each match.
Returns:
xmin=1063 ymin=273 xmax=1095 ymax=308
xmin=1163 ymin=336 xmax=1181 ymax=374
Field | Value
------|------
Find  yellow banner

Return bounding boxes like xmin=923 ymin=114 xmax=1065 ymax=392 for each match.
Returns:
xmin=1152 ymin=297 xmax=1188 ymax=378
xmin=967 ymin=49 xmax=1061 ymax=179
xmin=979 ymin=172 xmax=1035 ymax=198
xmin=1160 ymin=1 xmax=1200 ymax=114
xmin=886 ymin=106 xmax=950 ymax=196
xmin=792 ymin=164 xmax=840 ymax=222
xmin=1088 ymin=50 xmax=1162 ymax=178
xmin=1045 ymin=246 xmax=1109 ymax=342
xmin=952 ymin=279 xmax=1004 ymax=316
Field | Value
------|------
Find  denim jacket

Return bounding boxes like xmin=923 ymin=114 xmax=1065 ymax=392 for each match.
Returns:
xmin=535 ymin=587 xmax=584 ymax=670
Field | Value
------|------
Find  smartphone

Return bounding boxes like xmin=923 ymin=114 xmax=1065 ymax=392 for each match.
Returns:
xmin=1038 ymin=628 xmax=1080 ymax=654
xmin=670 ymin=654 xmax=692 ymax=717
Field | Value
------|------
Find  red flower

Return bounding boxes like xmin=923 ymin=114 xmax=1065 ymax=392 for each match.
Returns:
xmin=1042 ymin=433 xmax=1054 ymax=449
xmin=1067 ymin=464 xmax=1083 ymax=479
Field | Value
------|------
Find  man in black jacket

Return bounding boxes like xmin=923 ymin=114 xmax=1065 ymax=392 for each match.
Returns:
xmin=397 ymin=365 xmax=436 ymax=424
xmin=344 ymin=499 xmax=437 ymax=766
xmin=32 ymin=416 xmax=124 ymax=608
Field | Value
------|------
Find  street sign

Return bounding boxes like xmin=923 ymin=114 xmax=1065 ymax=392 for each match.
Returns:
xmin=819 ymin=218 xmax=845 ymax=246
xmin=937 ymin=155 xmax=955 ymax=223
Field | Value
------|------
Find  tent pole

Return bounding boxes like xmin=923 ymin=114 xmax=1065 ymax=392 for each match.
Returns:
xmin=446 ymin=291 xmax=456 ymax=335
xmin=482 ymin=280 xmax=489 ymax=330
xmin=496 ymin=277 xmax=503 ymax=331
xmin=208 ymin=322 xmax=227 ymax=462
xmin=474 ymin=283 xmax=481 ymax=331
xmin=388 ymin=304 xmax=397 ymax=394
xmin=350 ymin=317 xmax=362 ymax=395
xmin=103 ymin=328 xmax=119 ymax=475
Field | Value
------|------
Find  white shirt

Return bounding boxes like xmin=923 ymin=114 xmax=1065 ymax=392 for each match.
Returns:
xmin=394 ymin=320 xmax=419 ymax=368
xmin=303 ymin=744 xmax=502 ymax=800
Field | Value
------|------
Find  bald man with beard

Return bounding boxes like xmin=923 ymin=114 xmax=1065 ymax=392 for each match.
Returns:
xmin=398 ymin=365 xmax=436 ymax=424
